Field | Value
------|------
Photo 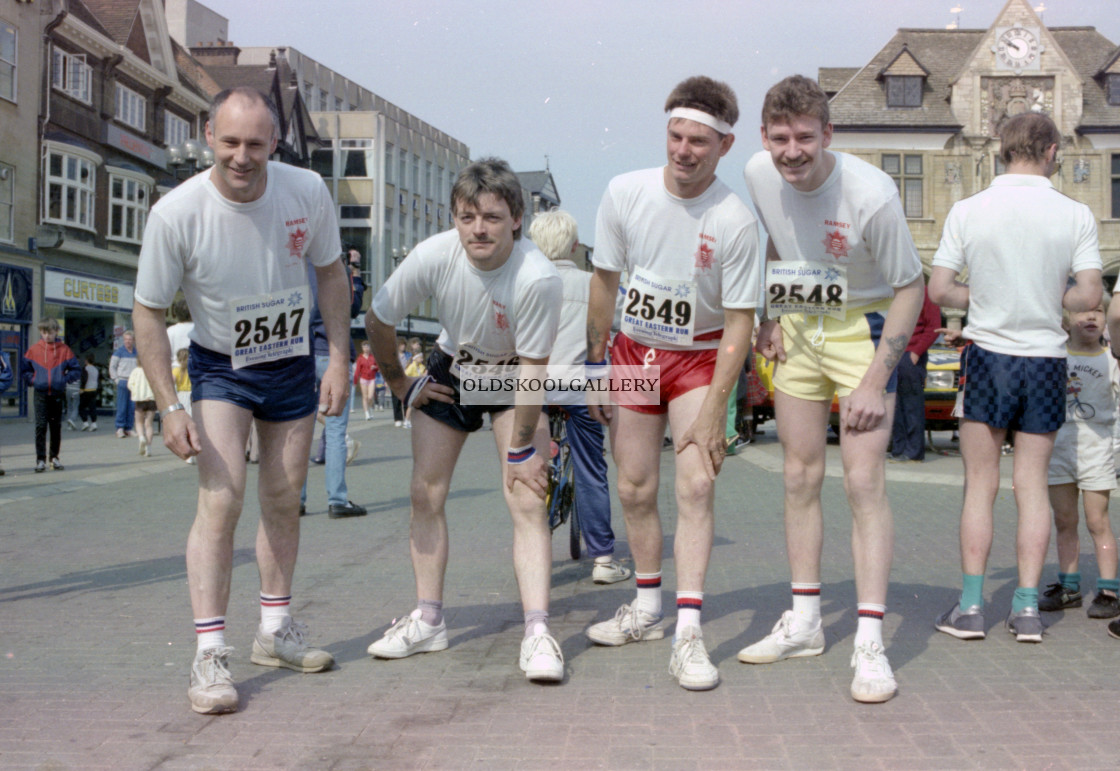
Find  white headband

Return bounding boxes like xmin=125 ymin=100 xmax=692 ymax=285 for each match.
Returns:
xmin=668 ymin=107 xmax=733 ymax=135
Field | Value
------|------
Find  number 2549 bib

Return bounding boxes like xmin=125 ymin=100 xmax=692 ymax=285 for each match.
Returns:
xmin=621 ymin=266 xmax=696 ymax=347
xmin=229 ymin=286 xmax=310 ymax=369
xmin=765 ymin=261 xmax=847 ymax=320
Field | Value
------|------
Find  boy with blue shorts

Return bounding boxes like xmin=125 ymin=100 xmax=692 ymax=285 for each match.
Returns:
xmin=740 ymin=76 xmax=924 ymax=704
xmin=929 ymin=112 xmax=1102 ymax=644
xmin=133 ymin=88 xmax=354 ymax=714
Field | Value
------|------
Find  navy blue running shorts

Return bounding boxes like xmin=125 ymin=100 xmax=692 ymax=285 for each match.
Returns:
xmin=188 ymin=342 xmax=317 ymax=423
xmin=962 ymin=344 xmax=1065 ymax=434
xmin=418 ymin=348 xmax=512 ymax=433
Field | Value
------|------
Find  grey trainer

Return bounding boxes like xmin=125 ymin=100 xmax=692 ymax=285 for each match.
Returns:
xmin=934 ymin=604 xmax=986 ymax=640
xmin=1007 ymin=607 xmax=1044 ymax=643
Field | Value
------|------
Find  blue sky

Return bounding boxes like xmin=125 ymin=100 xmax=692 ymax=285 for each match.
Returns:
xmin=207 ymin=0 xmax=1120 ymax=247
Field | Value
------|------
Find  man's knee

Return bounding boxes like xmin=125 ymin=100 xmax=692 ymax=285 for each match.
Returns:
xmin=617 ymin=472 xmax=656 ymax=511
xmin=844 ymin=464 xmax=885 ymax=508
xmin=676 ymin=469 xmax=714 ymax=510
xmin=410 ymin=475 xmax=451 ymax=516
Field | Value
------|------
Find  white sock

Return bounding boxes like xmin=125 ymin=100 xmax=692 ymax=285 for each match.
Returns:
xmin=855 ymin=603 xmax=886 ymax=648
xmin=791 ymin=583 xmax=821 ymax=630
xmin=675 ymin=591 xmax=703 ymax=636
xmin=260 ymin=593 xmax=291 ymax=634
xmin=195 ymin=617 xmax=225 ymax=652
xmin=634 ymin=572 xmax=662 ymax=616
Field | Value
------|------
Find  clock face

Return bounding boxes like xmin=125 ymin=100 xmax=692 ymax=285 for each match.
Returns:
xmin=996 ymin=27 xmax=1040 ymax=69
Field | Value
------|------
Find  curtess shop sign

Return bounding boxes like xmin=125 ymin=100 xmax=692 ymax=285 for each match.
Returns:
xmin=44 ymin=268 xmax=134 ymax=312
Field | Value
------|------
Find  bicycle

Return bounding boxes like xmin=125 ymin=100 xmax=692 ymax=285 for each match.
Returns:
xmin=545 ymin=406 xmax=581 ymax=560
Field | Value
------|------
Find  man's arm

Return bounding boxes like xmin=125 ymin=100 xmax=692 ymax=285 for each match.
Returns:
xmin=586 ymin=267 xmax=620 ymax=424
xmin=313 ymin=260 xmax=353 ymax=417
xmin=842 ymin=276 xmax=925 ymax=432
xmin=133 ymin=301 xmax=200 ymax=458
xmin=755 ymin=239 xmax=786 ymax=362
xmin=927 ymin=265 xmax=969 ymax=311
xmin=1063 ymin=268 xmax=1103 ymax=313
xmin=506 ymin=354 xmax=549 ymax=498
xmin=364 ymin=310 xmax=453 ymax=407
xmin=676 ymin=307 xmax=754 ymax=480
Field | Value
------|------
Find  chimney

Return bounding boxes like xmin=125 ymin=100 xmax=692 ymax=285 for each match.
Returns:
xmin=190 ymin=41 xmax=241 ymax=66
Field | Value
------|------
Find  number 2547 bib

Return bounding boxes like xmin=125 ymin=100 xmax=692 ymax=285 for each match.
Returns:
xmin=765 ymin=261 xmax=847 ymax=320
xmin=621 ymin=267 xmax=696 ymax=347
xmin=229 ymin=285 xmax=310 ymax=369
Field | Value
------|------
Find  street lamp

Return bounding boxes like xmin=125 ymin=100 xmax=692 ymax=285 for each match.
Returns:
xmin=392 ymin=244 xmax=413 ymax=338
xmin=167 ymin=138 xmax=215 ymax=180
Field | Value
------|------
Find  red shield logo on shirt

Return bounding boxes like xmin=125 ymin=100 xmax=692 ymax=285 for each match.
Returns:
xmin=694 ymin=242 xmax=714 ymax=271
xmin=495 ymin=311 xmax=509 ymax=331
xmin=822 ymin=229 xmax=849 ymax=260
xmin=287 ymin=228 xmax=307 ymax=260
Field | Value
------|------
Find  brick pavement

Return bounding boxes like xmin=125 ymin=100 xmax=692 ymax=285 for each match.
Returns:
xmin=1 ymin=414 xmax=1119 ymax=770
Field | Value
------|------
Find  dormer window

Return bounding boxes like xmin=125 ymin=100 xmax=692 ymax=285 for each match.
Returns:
xmin=886 ymin=75 xmax=923 ymax=107
xmin=1108 ymin=74 xmax=1120 ymax=106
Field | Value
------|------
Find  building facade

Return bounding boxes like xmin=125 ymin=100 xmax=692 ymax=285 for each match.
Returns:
xmin=0 ymin=0 xmax=41 ymax=418
xmin=823 ymin=0 xmax=1120 ymax=291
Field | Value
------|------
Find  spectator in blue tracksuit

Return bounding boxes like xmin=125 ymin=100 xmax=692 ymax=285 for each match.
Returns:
xmin=109 ymin=331 xmax=138 ymax=437
xmin=21 ymin=317 xmax=81 ymax=471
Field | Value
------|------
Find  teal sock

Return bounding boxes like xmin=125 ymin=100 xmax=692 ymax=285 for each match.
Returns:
xmin=1011 ymin=586 xmax=1038 ymax=614
xmin=960 ymin=573 xmax=985 ymax=611
xmin=1058 ymin=572 xmax=1081 ymax=591
xmin=1098 ymin=578 xmax=1119 ymax=594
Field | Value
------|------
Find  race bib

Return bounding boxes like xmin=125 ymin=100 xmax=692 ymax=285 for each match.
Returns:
xmin=765 ymin=261 xmax=847 ymax=320
xmin=229 ymin=285 xmax=310 ymax=369
xmin=452 ymin=342 xmax=519 ymax=377
xmin=621 ymin=266 xmax=696 ymax=346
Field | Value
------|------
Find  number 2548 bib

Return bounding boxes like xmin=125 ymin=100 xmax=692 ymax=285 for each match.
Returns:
xmin=229 ymin=286 xmax=310 ymax=369
xmin=621 ymin=266 xmax=696 ymax=347
xmin=765 ymin=261 xmax=847 ymax=320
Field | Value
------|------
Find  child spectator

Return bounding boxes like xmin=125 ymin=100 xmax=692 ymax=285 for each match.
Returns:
xmin=128 ymin=365 xmax=157 ymax=457
xmin=355 ymin=341 xmax=379 ymax=419
xmin=79 ymin=353 xmax=100 ymax=431
xmin=1040 ymin=299 xmax=1119 ymax=621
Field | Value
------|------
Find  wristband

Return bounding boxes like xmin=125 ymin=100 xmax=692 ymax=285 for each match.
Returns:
xmin=507 ymin=444 xmax=536 ymax=464
xmin=159 ymin=402 xmax=186 ymax=419
xmin=584 ymin=358 xmax=608 ymax=381
xmin=404 ymin=373 xmax=432 ymax=411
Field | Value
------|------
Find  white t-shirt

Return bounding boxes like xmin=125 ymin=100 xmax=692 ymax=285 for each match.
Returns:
xmin=592 ymin=167 xmax=761 ymax=350
xmin=1063 ymin=347 xmax=1119 ymax=428
xmin=932 ymin=174 xmax=1102 ymax=358
xmin=546 ymin=260 xmax=591 ymax=371
xmin=744 ymin=151 xmax=922 ymax=306
xmin=166 ymin=321 xmax=194 ymax=367
xmin=135 ymin=162 xmax=341 ymax=354
xmin=370 ymin=230 xmax=562 ymax=372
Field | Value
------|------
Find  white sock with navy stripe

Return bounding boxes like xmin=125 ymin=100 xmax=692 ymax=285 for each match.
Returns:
xmin=791 ymin=582 xmax=821 ymax=630
xmin=675 ymin=592 xmax=703 ymax=636
xmin=260 ymin=593 xmax=291 ymax=634
xmin=195 ymin=616 xmax=226 ymax=652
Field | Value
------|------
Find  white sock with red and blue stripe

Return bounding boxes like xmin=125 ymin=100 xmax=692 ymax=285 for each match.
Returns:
xmin=195 ymin=616 xmax=226 ymax=652
xmin=260 ymin=593 xmax=291 ymax=635
xmin=634 ymin=572 xmax=662 ymax=617
xmin=675 ymin=592 xmax=703 ymax=635
xmin=855 ymin=603 xmax=886 ymax=648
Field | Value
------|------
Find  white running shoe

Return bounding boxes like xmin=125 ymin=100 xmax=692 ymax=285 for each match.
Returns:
xmin=849 ymin=640 xmax=897 ymax=703
xmin=591 ymin=560 xmax=633 ymax=585
xmin=188 ymin=646 xmax=238 ymax=714
xmin=519 ymin=631 xmax=564 ymax=682
xmin=367 ymin=609 xmax=448 ymax=658
xmin=585 ymin=602 xmax=664 ymax=646
xmin=737 ymin=610 xmax=824 ymax=664
xmin=346 ymin=436 xmax=360 ymax=465
xmin=669 ymin=626 xmax=719 ymax=690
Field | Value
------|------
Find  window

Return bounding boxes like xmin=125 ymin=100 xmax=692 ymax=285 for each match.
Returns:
xmin=1112 ymin=154 xmax=1120 ymax=219
xmin=886 ymin=76 xmax=922 ymax=108
xmin=398 ymin=154 xmax=406 ymax=190
xmin=114 ymin=84 xmax=146 ymax=131
xmin=882 ymin=154 xmax=923 ymax=218
xmin=341 ymin=139 xmax=371 ymax=178
xmin=108 ymin=170 xmax=151 ymax=243
xmin=334 ymin=97 xmax=343 ymax=111
xmin=340 ymin=205 xmax=371 ymax=219
xmin=385 ymin=143 xmax=395 ymax=184
xmin=318 ymin=88 xmax=328 ymax=112
xmin=43 ymin=144 xmax=100 ymax=230
xmin=52 ymin=48 xmax=91 ymax=103
xmin=164 ymin=111 xmax=191 ymax=147
xmin=310 ymin=148 xmax=333 ymax=178
xmin=0 ymin=162 xmax=13 ymax=242
xmin=1109 ymin=75 xmax=1120 ymax=107
xmin=0 ymin=20 xmax=15 ymax=102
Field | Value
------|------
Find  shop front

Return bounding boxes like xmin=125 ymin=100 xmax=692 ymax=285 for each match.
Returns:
xmin=42 ymin=267 xmax=134 ymax=414
xmin=0 ymin=261 xmax=34 ymax=419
